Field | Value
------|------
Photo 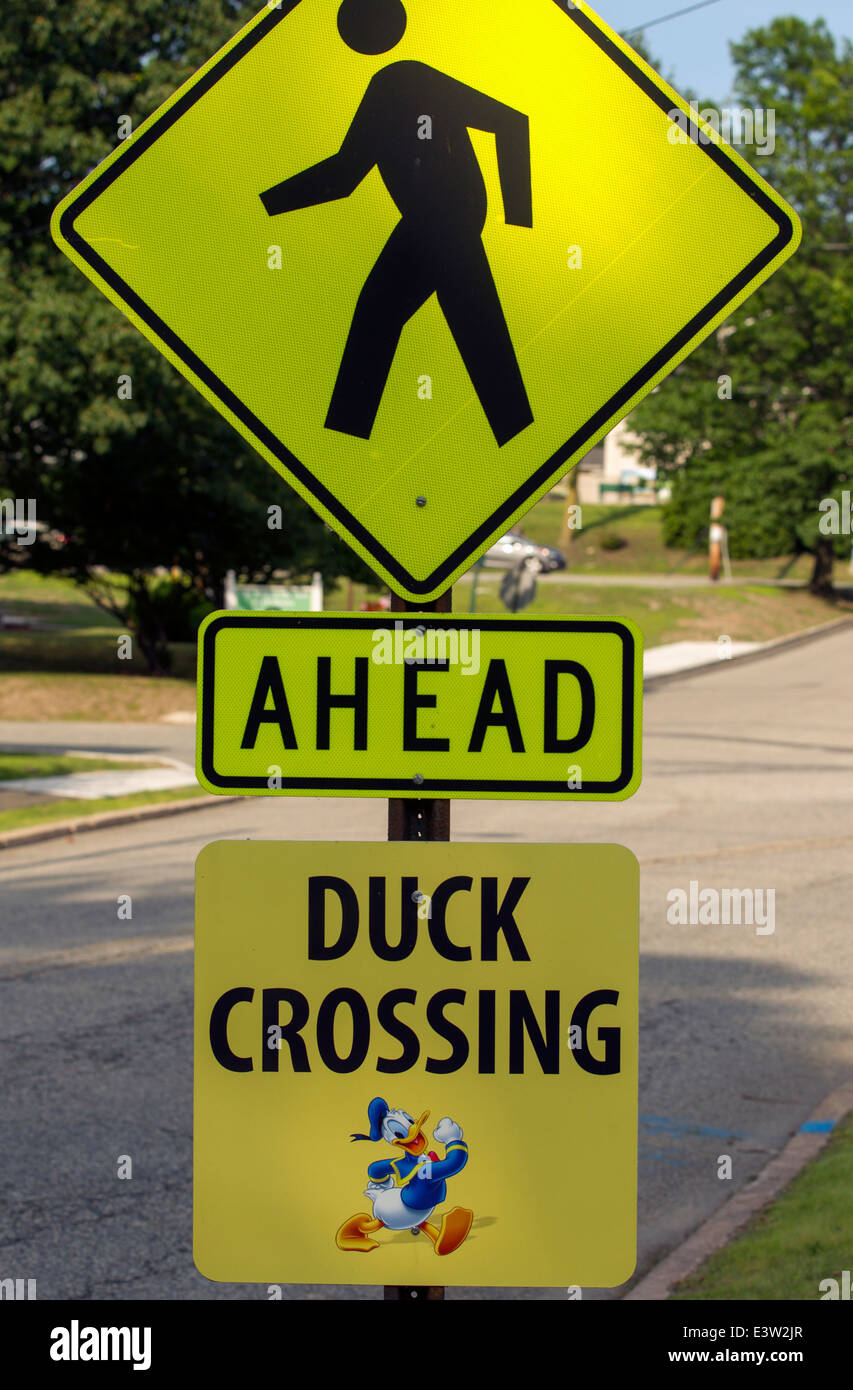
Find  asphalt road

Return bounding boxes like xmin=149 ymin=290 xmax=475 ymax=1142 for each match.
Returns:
xmin=2 ymin=627 xmax=852 ymax=1300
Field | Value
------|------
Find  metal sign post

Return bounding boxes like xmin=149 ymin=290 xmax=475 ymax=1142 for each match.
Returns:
xmin=385 ymin=586 xmax=451 ymax=1303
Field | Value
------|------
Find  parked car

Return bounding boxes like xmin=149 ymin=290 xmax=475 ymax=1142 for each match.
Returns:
xmin=482 ymin=530 xmax=566 ymax=572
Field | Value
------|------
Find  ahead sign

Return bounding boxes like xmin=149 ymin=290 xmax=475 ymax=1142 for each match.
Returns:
xmin=52 ymin=0 xmax=799 ymax=600
xmin=197 ymin=612 xmax=642 ymax=799
xmin=194 ymin=840 xmax=638 ymax=1287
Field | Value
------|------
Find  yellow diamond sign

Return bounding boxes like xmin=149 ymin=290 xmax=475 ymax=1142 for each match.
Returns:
xmin=52 ymin=0 xmax=799 ymax=600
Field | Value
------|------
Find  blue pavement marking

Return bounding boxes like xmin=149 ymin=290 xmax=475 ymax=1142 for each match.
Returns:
xmin=640 ymin=1114 xmax=748 ymax=1140
xmin=799 ymin=1120 xmax=835 ymax=1134
xmin=638 ymin=1146 xmax=689 ymax=1167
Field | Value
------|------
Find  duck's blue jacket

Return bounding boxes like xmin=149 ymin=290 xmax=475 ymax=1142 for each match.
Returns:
xmin=367 ymin=1142 xmax=468 ymax=1211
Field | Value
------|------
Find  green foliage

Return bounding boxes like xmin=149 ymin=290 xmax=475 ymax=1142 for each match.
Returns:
xmin=621 ymin=30 xmax=664 ymax=78
xmin=0 ymin=0 xmax=377 ymax=669
xmin=126 ymin=575 xmax=215 ymax=645
xmin=629 ymin=19 xmax=853 ymax=586
xmin=598 ymin=531 xmax=627 ymax=551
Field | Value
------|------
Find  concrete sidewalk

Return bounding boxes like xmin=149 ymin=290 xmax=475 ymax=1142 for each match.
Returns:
xmin=8 ymin=762 xmax=197 ymax=800
xmin=1 ymin=751 xmax=196 ymax=801
xmin=643 ymin=639 xmax=759 ymax=678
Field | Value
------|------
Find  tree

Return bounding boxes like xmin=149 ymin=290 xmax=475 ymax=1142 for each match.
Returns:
xmin=627 ymin=18 xmax=852 ymax=594
xmin=0 ymin=0 xmax=376 ymax=670
xmin=621 ymin=30 xmax=665 ymax=74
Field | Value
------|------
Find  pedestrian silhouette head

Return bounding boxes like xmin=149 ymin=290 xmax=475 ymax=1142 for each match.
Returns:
xmin=337 ymin=0 xmax=407 ymax=54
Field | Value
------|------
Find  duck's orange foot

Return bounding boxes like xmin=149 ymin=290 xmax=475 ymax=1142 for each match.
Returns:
xmin=434 ymin=1206 xmax=473 ymax=1255
xmin=336 ymin=1212 xmax=384 ymax=1252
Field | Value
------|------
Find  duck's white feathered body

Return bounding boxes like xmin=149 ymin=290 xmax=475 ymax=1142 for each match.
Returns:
xmin=365 ymin=1179 xmax=434 ymax=1230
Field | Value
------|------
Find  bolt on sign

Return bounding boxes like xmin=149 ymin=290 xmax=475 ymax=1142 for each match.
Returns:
xmin=51 ymin=0 xmax=799 ymax=602
xmin=194 ymin=841 xmax=638 ymax=1287
xmin=196 ymin=612 xmax=642 ymax=800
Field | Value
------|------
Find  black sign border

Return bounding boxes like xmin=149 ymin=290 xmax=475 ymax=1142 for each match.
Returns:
xmin=58 ymin=1 xmax=795 ymax=597
xmin=199 ymin=613 xmax=638 ymax=796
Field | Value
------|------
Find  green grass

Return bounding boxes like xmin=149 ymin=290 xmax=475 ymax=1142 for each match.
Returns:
xmin=0 ymin=571 xmax=194 ymax=677
xmin=0 ymin=783 xmax=209 ymax=835
xmin=472 ymin=579 xmax=695 ymax=647
xmin=0 ymin=574 xmax=196 ymax=719
xmin=518 ymin=500 xmax=817 ymax=581
xmin=467 ymin=579 xmax=849 ymax=649
xmin=0 ymin=752 xmax=161 ymax=780
xmin=0 ymin=628 xmax=196 ymax=678
xmin=0 ymin=569 xmax=122 ymax=628
xmin=672 ymin=1113 xmax=853 ymax=1300
xmin=330 ymin=575 xmax=851 ymax=658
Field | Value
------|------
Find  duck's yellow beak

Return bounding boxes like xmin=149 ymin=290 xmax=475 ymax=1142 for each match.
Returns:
xmin=396 ymin=1110 xmax=430 ymax=1157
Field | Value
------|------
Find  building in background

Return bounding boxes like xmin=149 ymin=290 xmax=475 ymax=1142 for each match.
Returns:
xmin=573 ymin=420 xmax=663 ymax=505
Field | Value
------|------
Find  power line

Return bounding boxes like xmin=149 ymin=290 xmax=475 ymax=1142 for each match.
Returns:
xmin=624 ymin=0 xmax=727 ymax=38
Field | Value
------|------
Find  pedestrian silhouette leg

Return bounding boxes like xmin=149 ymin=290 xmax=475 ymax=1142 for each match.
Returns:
xmin=435 ymin=239 xmax=533 ymax=446
xmin=326 ymin=224 xmax=434 ymax=439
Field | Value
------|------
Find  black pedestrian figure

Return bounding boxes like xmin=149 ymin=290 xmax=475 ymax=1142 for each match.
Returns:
xmin=261 ymin=0 xmax=534 ymax=447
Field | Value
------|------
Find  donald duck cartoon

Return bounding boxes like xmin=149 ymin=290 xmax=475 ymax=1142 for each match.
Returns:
xmin=336 ymin=1097 xmax=473 ymax=1256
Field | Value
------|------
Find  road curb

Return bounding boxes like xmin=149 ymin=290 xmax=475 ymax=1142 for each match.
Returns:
xmin=0 ymin=793 xmax=245 ymax=852
xmin=643 ymin=614 xmax=853 ymax=689
xmin=623 ymin=1075 xmax=853 ymax=1300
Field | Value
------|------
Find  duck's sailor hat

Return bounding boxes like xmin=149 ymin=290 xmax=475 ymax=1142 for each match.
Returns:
xmin=350 ymin=1096 xmax=389 ymax=1143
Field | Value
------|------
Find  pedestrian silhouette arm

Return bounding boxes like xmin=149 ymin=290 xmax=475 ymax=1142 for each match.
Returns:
xmin=493 ymin=110 xmax=532 ymax=228
xmin=260 ymin=91 xmax=376 ymax=215
xmin=452 ymin=78 xmax=532 ymax=228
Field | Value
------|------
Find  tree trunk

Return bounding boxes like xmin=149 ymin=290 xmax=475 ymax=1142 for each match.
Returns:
xmin=129 ymin=575 xmax=172 ymax=675
xmin=809 ymin=536 xmax=835 ymax=597
xmin=135 ymin=627 xmax=171 ymax=676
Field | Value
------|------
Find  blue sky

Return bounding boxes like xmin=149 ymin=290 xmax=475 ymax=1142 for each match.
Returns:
xmin=595 ymin=1 xmax=851 ymax=99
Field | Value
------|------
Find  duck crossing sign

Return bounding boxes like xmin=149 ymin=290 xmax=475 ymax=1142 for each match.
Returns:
xmin=51 ymin=0 xmax=799 ymax=601
xmin=194 ymin=841 xmax=638 ymax=1287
